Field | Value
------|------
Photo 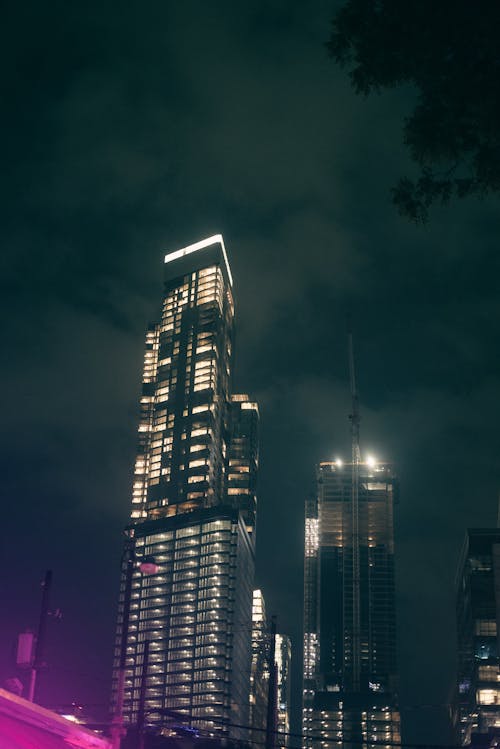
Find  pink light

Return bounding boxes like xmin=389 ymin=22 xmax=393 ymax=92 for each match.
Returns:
xmin=139 ymin=561 xmax=159 ymax=575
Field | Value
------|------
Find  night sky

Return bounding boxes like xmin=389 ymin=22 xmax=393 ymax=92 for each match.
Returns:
xmin=2 ymin=1 xmax=500 ymax=745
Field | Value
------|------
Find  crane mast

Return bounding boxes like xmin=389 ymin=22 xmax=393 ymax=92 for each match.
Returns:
xmin=348 ymin=333 xmax=361 ymax=692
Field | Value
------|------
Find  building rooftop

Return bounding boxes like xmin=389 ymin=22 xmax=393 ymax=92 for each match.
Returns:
xmin=164 ymin=234 xmax=233 ymax=286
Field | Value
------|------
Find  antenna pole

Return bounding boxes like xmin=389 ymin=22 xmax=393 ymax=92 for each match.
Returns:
xmin=348 ymin=334 xmax=361 ymax=692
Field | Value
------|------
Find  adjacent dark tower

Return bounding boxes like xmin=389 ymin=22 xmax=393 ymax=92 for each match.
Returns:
xmin=453 ymin=528 xmax=500 ymax=744
xmin=303 ymin=340 xmax=400 ymax=749
xmin=111 ymin=236 xmax=259 ymax=743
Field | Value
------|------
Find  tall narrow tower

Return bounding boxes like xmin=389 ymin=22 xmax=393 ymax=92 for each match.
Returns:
xmin=112 ymin=236 xmax=258 ymax=741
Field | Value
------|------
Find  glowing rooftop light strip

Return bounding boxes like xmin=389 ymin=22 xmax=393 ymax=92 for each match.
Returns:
xmin=164 ymin=234 xmax=233 ymax=286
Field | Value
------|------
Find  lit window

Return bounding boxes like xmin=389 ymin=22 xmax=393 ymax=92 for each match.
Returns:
xmin=199 ymin=266 xmax=217 ymax=279
xmin=476 ymin=620 xmax=497 ymax=636
xmin=477 ymin=689 xmax=500 ymax=705
xmin=192 ymin=428 xmax=208 ymax=438
xmin=189 ymin=459 xmax=207 ymax=469
xmin=478 ymin=665 xmax=500 ymax=681
xmin=196 ymin=345 xmax=214 ymax=355
xmin=190 ymin=444 xmax=205 ymax=453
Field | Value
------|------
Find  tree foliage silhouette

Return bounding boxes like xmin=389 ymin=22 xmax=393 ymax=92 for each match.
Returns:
xmin=328 ymin=0 xmax=500 ymax=221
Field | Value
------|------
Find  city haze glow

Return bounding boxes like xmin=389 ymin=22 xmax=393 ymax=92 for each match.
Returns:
xmin=164 ymin=234 xmax=233 ymax=286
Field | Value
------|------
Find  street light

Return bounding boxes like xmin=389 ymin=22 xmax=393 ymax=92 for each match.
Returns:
xmin=110 ymin=538 xmax=158 ymax=749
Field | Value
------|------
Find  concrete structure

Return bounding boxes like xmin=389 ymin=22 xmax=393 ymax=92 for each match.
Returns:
xmin=303 ymin=460 xmax=400 ymax=749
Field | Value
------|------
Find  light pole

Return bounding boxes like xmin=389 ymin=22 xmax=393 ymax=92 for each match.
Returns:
xmin=28 ymin=570 xmax=52 ymax=702
xmin=110 ymin=539 xmax=158 ymax=749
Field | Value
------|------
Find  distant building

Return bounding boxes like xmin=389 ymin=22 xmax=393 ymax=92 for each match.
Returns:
xmin=303 ymin=460 xmax=400 ymax=749
xmin=275 ymin=634 xmax=291 ymax=749
xmin=112 ymin=236 xmax=259 ymax=742
xmin=250 ymin=590 xmax=269 ymax=746
xmin=453 ymin=529 xmax=500 ymax=744
xmin=249 ymin=591 xmax=292 ymax=749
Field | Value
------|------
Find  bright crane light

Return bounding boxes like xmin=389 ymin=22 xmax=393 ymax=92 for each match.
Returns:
xmin=365 ymin=455 xmax=377 ymax=468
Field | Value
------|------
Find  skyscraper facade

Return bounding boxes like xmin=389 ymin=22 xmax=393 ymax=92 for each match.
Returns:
xmin=112 ymin=236 xmax=258 ymax=741
xmin=303 ymin=460 xmax=400 ymax=749
xmin=454 ymin=528 xmax=500 ymax=744
xmin=130 ymin=236 xmax=235 ymax=521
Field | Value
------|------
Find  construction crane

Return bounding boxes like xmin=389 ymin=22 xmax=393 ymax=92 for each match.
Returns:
xmin=348 ymin=333 xmax=361 ymax=692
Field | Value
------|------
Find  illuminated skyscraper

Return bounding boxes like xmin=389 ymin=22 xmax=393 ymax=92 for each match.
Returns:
xmin=303 ymin=460 xmax=400 ymax=749
xmin=112 ymin=236 xmax=258 ymax=741
xmin=453 ymin=528 xmax=500 ymax=744
xmin=130 ymin=235 xmax=235 ymax=521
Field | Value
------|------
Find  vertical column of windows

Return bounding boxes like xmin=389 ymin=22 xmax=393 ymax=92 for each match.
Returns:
xmin=195 ymin=266 xmax=224 ymax=313
xmin=121 ymin=570 xmax=143 ymax=716
xmin=164 ymin=526 xmax=200 ymax=713
xmin=193 ymin=357 xmax=217 ymax=392
xmin=131 ymin=534 xmax=174 ymax=720
xmin=143 ymin=328 xmax=159 ymax=384
xmin=131 ymin=327 xmax=159 ymax=519
xmin=165 ymin=275 xmax=198 ymax=508
xmin=192 ymin=521 xmax=234 ymax=726
xmin=146 ymin=279 xmax=192 ymax=501
xmin=161 ymin=421 xmax=174 ymax=483
xmin=226 ymin=399 xmax=259 ymax=538
xmin=186 ymin=300 xmax=218 ymax=500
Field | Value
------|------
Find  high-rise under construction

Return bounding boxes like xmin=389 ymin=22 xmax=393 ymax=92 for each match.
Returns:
xmin=303 ymin=459 xmax=400 ymax=749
